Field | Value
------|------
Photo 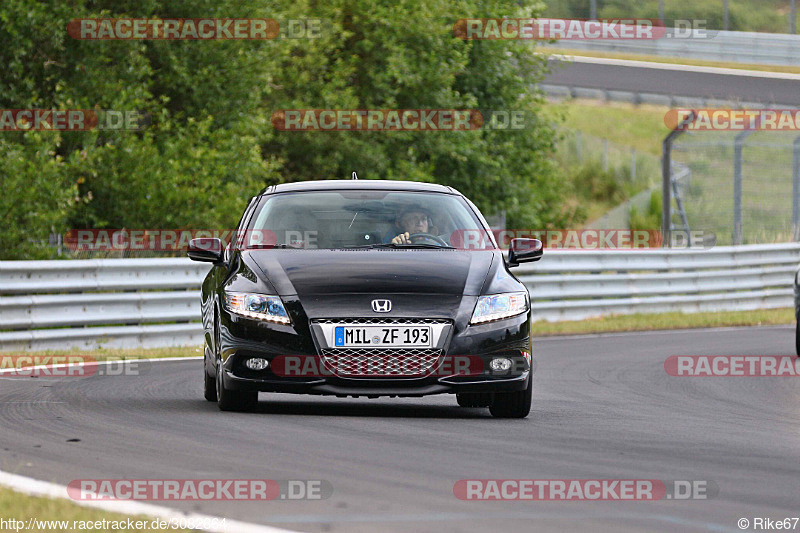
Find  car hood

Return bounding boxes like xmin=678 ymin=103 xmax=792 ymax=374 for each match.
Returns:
xmin=245 ymin=249 xmax=495 ymax=297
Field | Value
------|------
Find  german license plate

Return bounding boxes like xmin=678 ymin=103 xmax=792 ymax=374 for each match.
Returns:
xmin=334 ymin=326 xmax=431 ymax=348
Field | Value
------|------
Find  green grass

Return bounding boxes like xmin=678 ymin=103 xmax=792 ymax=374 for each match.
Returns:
xmin=0 ymin=486 xmax=198 ymax=532
xmin=554 ymin=99 xmax=669 ymax=157
xmin=532 ymin=308 xmax=794 ymax=336
xmin=549 ymin=99 xmax=668 ymax=227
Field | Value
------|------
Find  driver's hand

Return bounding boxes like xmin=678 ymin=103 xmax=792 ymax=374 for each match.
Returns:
xmin=392 ymin=232 xmax=411 ymax=245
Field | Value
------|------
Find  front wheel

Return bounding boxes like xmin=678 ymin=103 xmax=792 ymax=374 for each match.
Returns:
xmin=213 ymin=316 xmax=257 ymax=411
xmin=203 ymin=360 xmax=217 ymax=402
xmin=216 ymin=361 xmax=258 ymax=412
xmin=796 ymin=320 xmax=799 ymax=356
xmin=489 ymin=376 xmax=532 ymax=419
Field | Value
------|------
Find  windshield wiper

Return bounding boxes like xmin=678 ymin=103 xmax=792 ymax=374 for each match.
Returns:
xmin=350 ymin=242 xmax=455 ymax=249
xmin=246 ymin=243 xmax=304 ymax=249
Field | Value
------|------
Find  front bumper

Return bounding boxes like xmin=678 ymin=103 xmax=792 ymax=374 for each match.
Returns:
xmin=222 ymin=369 xmax=530 ymax=397
xmin=215 ymin=308 xmax=532 ymax=398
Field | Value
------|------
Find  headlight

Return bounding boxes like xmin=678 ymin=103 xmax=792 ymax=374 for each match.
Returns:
xmin=470 ymin=292 xmax=529 ymax=324
xmin=224 ymin=292 xmax=290 ymax=324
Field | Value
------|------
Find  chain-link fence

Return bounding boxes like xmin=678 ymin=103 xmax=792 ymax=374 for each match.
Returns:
xmin=555 ymin=130 xmax=662 ymax=229
xmin=671 ymin=130 xmax=800 ymax=245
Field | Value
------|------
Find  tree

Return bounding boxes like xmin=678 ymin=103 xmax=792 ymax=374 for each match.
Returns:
xmin=0 ymin=0 xmax=576 ymax=259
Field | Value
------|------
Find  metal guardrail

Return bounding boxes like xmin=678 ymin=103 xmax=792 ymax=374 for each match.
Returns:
xmin=540 ymin=84 xmax=784 ymax=109
xmin=0 ymin=258 xmax=211 ymax=351
xmin=543 ymin=29 xmax=800 ymax=66
xmin=1 ymin=244 xmax=798 ymax=351
xmin=516 ymin=243 xmax=800 ymax=321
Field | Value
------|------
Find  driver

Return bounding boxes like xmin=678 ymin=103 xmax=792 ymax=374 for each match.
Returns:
xmin=387 ymin=206 xmax=435 ymax=245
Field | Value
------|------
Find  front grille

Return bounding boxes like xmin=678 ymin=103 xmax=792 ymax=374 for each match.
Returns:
xmin=313 ymin=318 xmax=450 ymax=325
xmin=319 ymin=347 xmax=442 ymax=377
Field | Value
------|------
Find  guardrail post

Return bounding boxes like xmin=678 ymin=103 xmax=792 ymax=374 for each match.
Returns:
xmin=662 ymin=110 xmax=697 ymax=248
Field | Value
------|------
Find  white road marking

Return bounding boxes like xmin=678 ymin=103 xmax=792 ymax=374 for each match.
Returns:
xmin=0 ymin=470 xmax=298 ymax=533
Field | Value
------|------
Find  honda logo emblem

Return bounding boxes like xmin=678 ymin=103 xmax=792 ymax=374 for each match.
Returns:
xmin=371 ymin=299 xmax=392 ymax=313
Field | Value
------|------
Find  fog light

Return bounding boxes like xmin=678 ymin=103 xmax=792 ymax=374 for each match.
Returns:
xmin=244 ymin=358 xmax=269 ymax=371
xmin=490 ymin=357 xmax=512 ymax=372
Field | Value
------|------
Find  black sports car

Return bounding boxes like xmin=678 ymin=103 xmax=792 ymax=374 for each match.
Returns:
xmin=795 ymin=265 xmax=800 ymax=355
xmin=188 ymin=179 xmax=542 ymax=418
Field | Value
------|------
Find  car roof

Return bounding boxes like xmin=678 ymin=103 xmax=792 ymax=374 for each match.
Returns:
xmin=259 ymin=179 xmax=460 ymax=195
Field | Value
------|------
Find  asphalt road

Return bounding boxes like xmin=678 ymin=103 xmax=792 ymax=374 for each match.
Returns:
xmin=545 ymin=58 xmax=800 ymax=106
xmin=1 ymin=325 xmax=799 ymax=532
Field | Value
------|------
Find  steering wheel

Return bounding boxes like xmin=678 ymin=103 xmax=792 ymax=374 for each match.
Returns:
xmin=408 ymin=233 xmax=449 ymax=247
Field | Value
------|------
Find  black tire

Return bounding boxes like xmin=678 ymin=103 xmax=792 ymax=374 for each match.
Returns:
xmin=213 ymin=314 xmax=257 ymax=412
xmin=796 ymin=321 xmax=800 ymax=357
xmin=216 ymin=359 xmax=258 ymax=412
xmin=203 ymin=358 xmax=217 ymax=402
xmin=489 ymin=376 xmax=532 ymax=419
xmin=456 ymin=392 xmax=493 ymax=408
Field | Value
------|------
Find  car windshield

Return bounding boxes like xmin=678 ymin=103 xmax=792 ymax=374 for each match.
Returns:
xmin=244 ymin=190 xmax=494 ymax=250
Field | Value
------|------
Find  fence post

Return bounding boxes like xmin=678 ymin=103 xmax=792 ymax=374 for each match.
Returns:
xmin=793 ymin=136 xmax=800 ymax=240
xmin=602 ymin=138 xmax=608 ymax=172
xmin=723 ymin=0 xmax=729 ymax=31
xmin=662 ymin=110 xmax=696 ymax=248
xmin=630 ymin=148 xmax=637 ymax=182
xmin=733 ymin=131 xmax=753 ymax=245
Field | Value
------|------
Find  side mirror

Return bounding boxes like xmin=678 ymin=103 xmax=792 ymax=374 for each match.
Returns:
xmin=508 ymin=238 xmax=543 ymax=267
xmin=188 ymin=238 xmax=224 ymax=264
